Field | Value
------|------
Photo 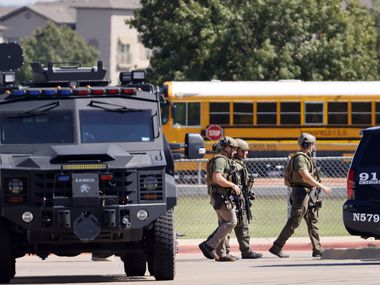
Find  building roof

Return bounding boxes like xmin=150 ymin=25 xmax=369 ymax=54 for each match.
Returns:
xmin=0 ymin=4 xmax=75 ymax=24
xmin=31 ymin=4 xmax=76 ymax=23
xmin=0 ymin=7 xmax=16 ymax=18
xmin=70 ymin=0 xmax=141 ymax=10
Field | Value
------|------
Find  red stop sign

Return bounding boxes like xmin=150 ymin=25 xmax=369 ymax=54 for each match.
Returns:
xmin=206 ymin=124 xmax=224 ymax=141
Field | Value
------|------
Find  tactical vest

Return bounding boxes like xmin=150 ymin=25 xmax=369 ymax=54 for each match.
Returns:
xmin=231 ymin=159 xmax=249 ymax=187
xmin=284 ymin=152 xmax=315 ymax=188
xmin=206 ymin=154 xmax=232 ymax=196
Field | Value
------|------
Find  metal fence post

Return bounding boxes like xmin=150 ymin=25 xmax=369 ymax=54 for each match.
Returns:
xmin=198 ymin=160 xmax=202 ymax=185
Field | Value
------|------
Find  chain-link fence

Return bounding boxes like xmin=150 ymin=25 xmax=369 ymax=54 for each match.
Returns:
xmin=174 ymin=156 xmax=351 ymax=239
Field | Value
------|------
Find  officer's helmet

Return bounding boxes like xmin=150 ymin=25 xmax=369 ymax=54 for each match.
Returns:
xmin=212 ymin=142 xmax=223 ymax=152
xmin=219 ymin=136 xmax=238 ymax=148
xmin=235 ymin=138 xmax=249 ymax=151
xmin=297 ymin=133 xmax=316 ymax=148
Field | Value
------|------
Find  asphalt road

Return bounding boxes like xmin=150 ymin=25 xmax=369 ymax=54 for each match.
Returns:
xmin=11 ymin=251 xmax=380 ymax=285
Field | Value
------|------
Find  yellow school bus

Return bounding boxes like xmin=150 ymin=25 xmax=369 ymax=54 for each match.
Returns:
xmin=161 ymin=80 xmax=380 ymax=157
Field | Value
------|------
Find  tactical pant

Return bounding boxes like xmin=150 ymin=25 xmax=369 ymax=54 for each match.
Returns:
xmin=272 ymin=186 xmax=321 ymax=254
xmin=206 ymin=200 xmax=237 ymax=256
xmin=223 ymin=210 xmax=252 ymax=257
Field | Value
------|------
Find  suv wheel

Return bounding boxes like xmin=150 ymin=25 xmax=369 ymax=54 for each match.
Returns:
xmin=0 ymin=220 xmax=13 ymax=283
xmin=150 ymin=209 xmax=175 ymax=281
xmin=122 ymin=253 xmax=147 ymax=276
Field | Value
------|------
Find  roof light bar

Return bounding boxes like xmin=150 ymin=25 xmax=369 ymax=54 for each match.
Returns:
xmin=73 ymin=88 xmax=90 ymax=95
xmin=57 ymin=89 xmax=73 ymax=96
xmin=41 ymin=89 xmax=57 ymax=96
xmin=106 ymin=88 xmax=120 ymax=95
xmin=121 ymin=88 xmax=136 ymax=95
xmin=26 ymin=89 xmax=41 ymax=96
xmin=90 ymin=88 xmax=105 ymax=95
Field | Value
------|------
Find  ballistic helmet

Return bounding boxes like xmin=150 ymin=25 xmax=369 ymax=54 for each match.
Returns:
xmin=219 ymin=136 xmax=238 ymax=148
xmin=235 ymin=138 xmax=249 ymax=151
xmin=212 ymin=142 xmax=223 ymax=153
xmin=297 ymin=133 xmax=316 ymax=147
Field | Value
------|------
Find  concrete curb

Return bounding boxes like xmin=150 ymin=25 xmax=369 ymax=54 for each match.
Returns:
xmin=177 ymin=238 xmax=380 ymax=254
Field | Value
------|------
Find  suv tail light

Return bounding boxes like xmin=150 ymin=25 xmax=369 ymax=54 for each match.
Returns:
xmin=347 ymin=168 xmax=355 ymax=199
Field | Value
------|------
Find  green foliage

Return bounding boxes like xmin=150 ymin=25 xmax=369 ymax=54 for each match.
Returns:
xmin=131 ymin=0 xmax=378 ymax=83
xmin=18 ymin=22 xmax=99 ymax=82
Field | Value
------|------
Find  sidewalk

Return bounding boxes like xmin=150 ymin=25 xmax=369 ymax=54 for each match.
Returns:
xmin=177 ymin=236 xmax=380 ymax=254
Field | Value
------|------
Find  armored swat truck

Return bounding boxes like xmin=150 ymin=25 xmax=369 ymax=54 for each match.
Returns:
xmin=0 ymin=43 xmax=204 ymax=283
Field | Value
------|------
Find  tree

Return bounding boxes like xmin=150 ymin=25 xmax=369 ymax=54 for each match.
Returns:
xmin=131 ymin=0 xmax=378 ymax=83
xmin=18 ymin=22 xmax=99 ymax=82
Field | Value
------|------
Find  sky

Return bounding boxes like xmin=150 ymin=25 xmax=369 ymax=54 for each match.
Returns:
xmin=0 ymin=0 xmax=57 ymax=6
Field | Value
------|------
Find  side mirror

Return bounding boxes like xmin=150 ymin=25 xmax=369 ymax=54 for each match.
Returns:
xmin=185 ymin=133 xmax=205 ymax=159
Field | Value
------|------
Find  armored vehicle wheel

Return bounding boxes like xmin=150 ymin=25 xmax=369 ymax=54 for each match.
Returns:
xmin=0 ymin=220 xmax=13 ymax=283
xmin=147 ymin=257 xmax=154 ymax=276
xmin=123 ymin=253 xmax=147 ymax=276
xmin=151 ymin=209 xmax=175 ymax=280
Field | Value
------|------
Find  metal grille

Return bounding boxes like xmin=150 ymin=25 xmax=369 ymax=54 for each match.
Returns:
xmin=139 ymin=171 xmax=164 ymax=201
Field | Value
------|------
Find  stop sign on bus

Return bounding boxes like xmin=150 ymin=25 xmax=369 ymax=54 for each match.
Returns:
xmin=206 ymin=124 xmax=224 ymax=141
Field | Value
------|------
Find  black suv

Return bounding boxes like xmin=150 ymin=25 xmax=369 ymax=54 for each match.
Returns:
xmin=343 ymin=126 xmax=380 ymax=238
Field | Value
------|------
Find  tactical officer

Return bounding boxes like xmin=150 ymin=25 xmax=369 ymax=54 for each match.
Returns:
xmin=199 ymin=136 xmax=241 ymax=262
xmin=269 ymin=133 xmax=332 ymax=258
xmin=228 ymin=138 xmax=263 ymax=259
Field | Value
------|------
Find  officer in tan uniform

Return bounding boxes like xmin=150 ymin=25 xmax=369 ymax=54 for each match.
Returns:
xmin=199 ymin=136 xmax=241 ymax=261
xmin=269 ymin=133 xmax=332 ymax=258
xmin=230 ymin=138 xmax=263 ymax=259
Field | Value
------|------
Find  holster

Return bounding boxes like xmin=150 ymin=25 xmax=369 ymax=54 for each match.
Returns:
xmin=212 ymin=192 xmax=225 ymax=210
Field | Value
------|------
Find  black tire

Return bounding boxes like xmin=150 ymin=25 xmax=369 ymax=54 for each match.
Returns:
xmin=147 ymin=257 xmax=154 ymax=276
xmin=123 ymin=253 xmax=147 ymax=277
xmin=0 ymin=220 xmax=12 ymax=283
xmin=151 ymin=209 xmax=175 ymax=280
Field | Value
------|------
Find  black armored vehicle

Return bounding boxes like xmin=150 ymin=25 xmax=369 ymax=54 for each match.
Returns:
xmin=0 ymin=43 xmax=204 ymax=282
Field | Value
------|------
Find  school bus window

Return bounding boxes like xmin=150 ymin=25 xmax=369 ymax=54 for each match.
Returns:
xmin=257 ymin=102 xmax=276 ymax=125
xmin=160 ymin=102 xmax=169 ymax=124
xmin=173 ymin=102 xmax=200 ymax=126
xmin=328 ymin=102 xmax=347 ymax=125
xmin=375 ymin=102 xmax=380 ymax=124
xmin=351 ymin=102 xmax=371 ymax=125
xmin=280 ymin=102 xmax=300 ymax=125
xmin=210 ymin=102 xmax=229 ymax=125
xmin=305 ymin=102 xmax=323 ymax=125
xmin=233 ymin=103 xmax=253 ymax=125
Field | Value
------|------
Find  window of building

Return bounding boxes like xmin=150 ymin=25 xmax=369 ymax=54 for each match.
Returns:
xmin=328 ymin=102 xmax=348 ymax=125
xmin=351 ymin=102 xmax=371 ymax=125
xmin=257 ymin=102 xmax=276 ymax=125
xmin=280 ymin=102 xmax=300 ymax=125
xmin=305 ymin=102 xmax=323 ymax=125
xmin=117 ymin=41 xmax=131 ymax=64
xmin=210 ymin=103 xmax=229 ymax=125
xmin=173 ymin=102 xmax=200 ymax=126
xmin=233 ymin=103 xmax=253 ymax=125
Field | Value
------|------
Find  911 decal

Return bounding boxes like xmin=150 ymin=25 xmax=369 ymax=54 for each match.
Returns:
xmin=359 ymin=172 xmax=380 ymax=185
xmin=353 ymin=213 xmax=380 ymax=223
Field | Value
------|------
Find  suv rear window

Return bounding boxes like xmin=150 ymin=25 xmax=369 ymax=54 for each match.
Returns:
xmin=357 ymin=134 xmax=380 ymax=167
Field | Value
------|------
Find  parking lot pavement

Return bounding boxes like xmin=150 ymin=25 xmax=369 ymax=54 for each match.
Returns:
xmin=15 ymin=251 xmax=380 ymax=285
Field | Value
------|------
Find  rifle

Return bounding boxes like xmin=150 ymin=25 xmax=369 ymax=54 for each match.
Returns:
xmin=241 ymin=172 xmax=255 ymax=223
xmin=309 ymin=160 xmax=322 ymax=217
xmin=227 ymin=163 xmax=244 ymax=224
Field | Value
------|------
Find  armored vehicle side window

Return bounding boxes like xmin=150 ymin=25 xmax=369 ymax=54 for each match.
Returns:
xmin=1 ymin=112 xmax=74 ymax=144
xmin=357 ymin=133 xmax=380 ymax=167
xmin=80 ymin=110 xmax=153 ymax=143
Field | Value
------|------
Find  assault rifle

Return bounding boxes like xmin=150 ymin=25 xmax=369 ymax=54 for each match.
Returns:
xmin=241 ymin=172 xmax=255 ymax=224
xmin=228 ymin=164 xmax=244 ymax=224
xmin=309 ymin=161 xmax=323 ymax=217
